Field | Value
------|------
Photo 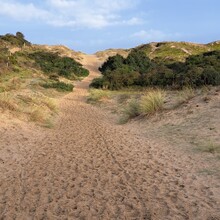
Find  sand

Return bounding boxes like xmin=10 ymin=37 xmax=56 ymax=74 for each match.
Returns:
xmin=0 ymin=55 xmax=219 ymax=219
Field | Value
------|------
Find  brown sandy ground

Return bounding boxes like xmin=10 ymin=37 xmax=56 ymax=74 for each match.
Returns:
xmin=0 ymin=54 xmax=220 ymax=219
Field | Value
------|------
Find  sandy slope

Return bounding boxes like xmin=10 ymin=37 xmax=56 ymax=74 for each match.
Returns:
xmin=0 ymin=55 xmax=219 ymax=219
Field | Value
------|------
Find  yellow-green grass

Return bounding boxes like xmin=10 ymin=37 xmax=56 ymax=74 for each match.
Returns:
xmin=87 ymin=89 xmax=111 ymax=102
xmin=139 ymin=89 xmax=165 ymax=115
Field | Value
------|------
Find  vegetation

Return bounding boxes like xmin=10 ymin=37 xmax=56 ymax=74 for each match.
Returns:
xmin=41 ymin=82 xmax=74 ymax=92
xmin=87 ymin=89 xmax=110 ymax=102
xmin=139 ymin=90 xmax=165 ymax=115
xmin=92 ymin=49 xmax=220 ymax=90
xmin=0 ymin=32 xmax=90 ymax=126
xmin=0 ymin=32 xmax=31 ymax=47
xmin=28 ymin=51 xmax=89 ymax=79
xmin=123 ymin=99 xmax=140 ymax=119
xmin=196 ymin=141 xmax=220 ymax=154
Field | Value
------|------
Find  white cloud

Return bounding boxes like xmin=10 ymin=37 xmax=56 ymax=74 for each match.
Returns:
xmin=132 ymin=29 xmax=168 ymax=41
xmin=132 ymin=29 xmax=182 ymax=42
xmin=123 ymin=17 xmax=143 ymax=25
xmin=46 ymin=0 xmax=141 ymax=28
xmin=0 ymin=1 xmax=50 ymax=21
xmin=0 ymin=0 xmax=142 ymax=29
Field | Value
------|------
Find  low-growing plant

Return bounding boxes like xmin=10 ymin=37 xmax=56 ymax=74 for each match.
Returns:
xmin=0 ymin=93 xmax=17 ymax=111
xmin=42 ymin=98 xmax=57 ymax=112
xmin=197 ymin=141 xmax=220 ymax=154
xmin=124 ymin=99 xmax=140 ymax=118
xmin=177 ymin=87 xmax=195 ymax=104
xmin=43 ymin=118 xmax=54 ymax=128
xmin=87 ymin=89 xmax=110 ymax=102
xmin=117 ymin=93 xmax=131 ymax=104
xmin=30 ymin=108 xmax=46 ymax=123
xmin=139 ymin=89 xmax=165 ymax=115
xmin=41 ymin=81 xmax=74 ymax=92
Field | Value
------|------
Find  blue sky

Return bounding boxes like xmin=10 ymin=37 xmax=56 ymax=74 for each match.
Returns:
xmin=0 ymin=0 xmax=219 ymax=53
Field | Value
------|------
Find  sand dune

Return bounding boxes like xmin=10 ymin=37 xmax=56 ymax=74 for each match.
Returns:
xmin=0 ymin=55 xmax=219 ymax=219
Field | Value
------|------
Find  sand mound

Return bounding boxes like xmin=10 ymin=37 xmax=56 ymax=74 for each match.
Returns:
xmin=0 ymin=55 xmax=219 ymax=219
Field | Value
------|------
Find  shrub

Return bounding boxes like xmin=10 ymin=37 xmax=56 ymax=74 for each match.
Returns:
xmin=29 ymin=51 xmax=89 ymax=79
xmin=140 ymin=90 xmax=164 ymax=115
xmin=90 ymin=77 xmax=105 ymax=89
xmin=99 ymin=54 xmax=124 ymax=74
xmin=41 ymin=82 xmax=74 ymax=92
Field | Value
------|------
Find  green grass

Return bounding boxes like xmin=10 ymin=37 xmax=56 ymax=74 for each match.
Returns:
xmin=41 ymin=81 xmax=74 ymax=92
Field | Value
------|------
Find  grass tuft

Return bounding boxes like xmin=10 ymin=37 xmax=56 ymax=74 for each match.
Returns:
xmin=42 ymin=97 xmax=57 ymax=112
xmin=124 ymin=99 xmax=140 ymax=118
xmin=30 ymin=108 xmax=46 ymax=123
xmin=0 ymin=93 xmax=17 ymax=111
xmin=87 ymin=89 xmax=110 ymax=103
xmin=139 ymin=89 xmax=165 ymax=115
xmin=177 ymin=87 xmax=195 ymax=104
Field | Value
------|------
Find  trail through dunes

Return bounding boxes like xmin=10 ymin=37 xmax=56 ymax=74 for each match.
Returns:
xmin=0 ymin=55 xmax=219 ymax=219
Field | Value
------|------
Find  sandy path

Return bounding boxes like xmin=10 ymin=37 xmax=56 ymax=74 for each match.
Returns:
xmin=0 ymin=55 xmax=219 ymax=219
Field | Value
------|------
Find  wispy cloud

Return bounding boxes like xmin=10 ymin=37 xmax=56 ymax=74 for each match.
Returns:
xmin=0 ymin=0 xmax=142 ymax=28
xmin=132 ymin=29 xmax=181 ymax=42
xmin=0 ymin=1 xmax=50 ymax=21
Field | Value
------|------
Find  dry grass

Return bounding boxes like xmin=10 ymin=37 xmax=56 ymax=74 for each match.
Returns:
xmin=0 ymin=91 xmax=58 ymax=127
xmin=0 ymin=93 xmax=17 ymax=111
xmin=30 ymin=108 xmax=46 ymax=123
xmin=40 ymin=97 xmax=57 ymax=112
xmin=139 ymin=89 xmax=165 ymax=115
xmin=124 ymin=99 xmax=140 ymax=118
xmin=87 ymin=89 xmax=110 ymax=102
xmin=177 ymin=87 xmax=195 ymax=104
xmin=197 ymin=141 xmax=220 ymax=154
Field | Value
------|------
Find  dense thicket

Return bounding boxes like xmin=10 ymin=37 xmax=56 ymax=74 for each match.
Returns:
xmin=28 ymin=51 xmax=89 ymax=79
xmin=91 ymin=50 xmax=220 ymax=89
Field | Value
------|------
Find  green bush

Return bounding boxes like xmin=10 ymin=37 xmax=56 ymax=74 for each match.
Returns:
xmin=90 ymin=77 xmax=105 ymax=89
xmin=41 ymin=82 xmax=74 ymax=92
xmin=28 ymin=51 xmax=89 ymax=79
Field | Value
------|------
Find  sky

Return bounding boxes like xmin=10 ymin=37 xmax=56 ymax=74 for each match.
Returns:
xmin=0 ymin=0 xmax=219 ymax=54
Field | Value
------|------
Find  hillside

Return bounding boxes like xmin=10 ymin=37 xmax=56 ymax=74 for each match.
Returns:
xmin=92 ymin=41 xmax=220 ymax=90
xmin=0 ymin=33 xmax=89 ymax=126
xmin=136 ymin=41 xmax=220 ymax=63
xmin=34 ymin=44 xmax=86 ymax=62
xmin=95 ymin=41 xmax=220 ymax=64
xmin=1 ymin=52 xmax=220 ymax=219
xmin=95 ymin=48 xmax=131 ymax=62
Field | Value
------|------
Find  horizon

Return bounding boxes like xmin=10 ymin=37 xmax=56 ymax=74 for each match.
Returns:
xmin=0 ymin=0 xmax=219 ymax=54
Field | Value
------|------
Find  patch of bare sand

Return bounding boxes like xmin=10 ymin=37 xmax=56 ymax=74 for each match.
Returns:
xmin=0 ymin=54 xmax=219 ymax=219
